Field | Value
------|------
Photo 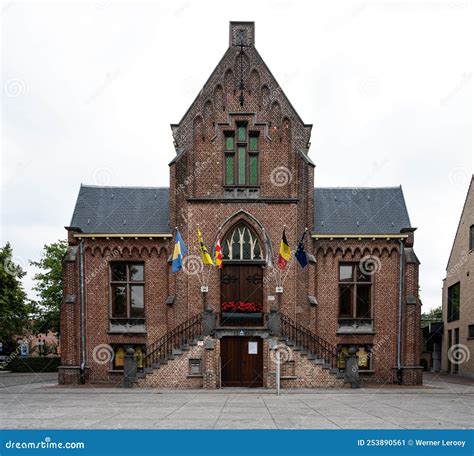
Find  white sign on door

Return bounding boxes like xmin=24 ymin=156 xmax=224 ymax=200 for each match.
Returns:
xmin=248 ymin=341 xmax=258 ymax=355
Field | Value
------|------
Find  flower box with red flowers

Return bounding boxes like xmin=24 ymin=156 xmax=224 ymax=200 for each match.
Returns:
xmin=221 ymin=301 xmax=263 ymax=313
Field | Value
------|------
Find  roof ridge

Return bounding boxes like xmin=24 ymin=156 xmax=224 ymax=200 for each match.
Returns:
xmin=315 ymin=186 xmax=402 ymax=190
xmin=81 ymin=185 xmax=169 ymax=190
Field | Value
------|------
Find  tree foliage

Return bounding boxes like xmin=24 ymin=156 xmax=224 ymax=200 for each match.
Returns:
xmin=0 ymin=242 xmax=30 ymax=352
xmin=421 ymin=306 xmax=442 ymax=327
xmin=30 ymin=240 xmax=68 ymax=335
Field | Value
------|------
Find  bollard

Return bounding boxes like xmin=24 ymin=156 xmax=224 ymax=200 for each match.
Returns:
xmin=344 ymin=346 xmax=360 ymax=388
xmin=122 ymin=347 xmax=136 ymax=388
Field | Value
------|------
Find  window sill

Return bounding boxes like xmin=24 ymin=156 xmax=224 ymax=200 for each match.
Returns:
xmin=187 ymin=374 xmax=203 ymax=378
xmin=337 ymin=328 xmax=375 ymax=335
xmin=108 ymin=370 xmax=124 ymax=374
xmin=280 ymin=376 xmax=298 ymax=380
xmin=359 ymin=370 xmax=375 ymax=374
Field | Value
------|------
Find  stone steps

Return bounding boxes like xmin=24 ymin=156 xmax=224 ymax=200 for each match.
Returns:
xmin=137 ymin=337 xmax=202 ymax=383
xmin=281 ymin=338 xmax=342 ymax=384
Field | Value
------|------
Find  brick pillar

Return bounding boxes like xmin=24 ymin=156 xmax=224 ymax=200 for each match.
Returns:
xmin=401 ymin=246 xmax=422 ymax=385
xmin=59 ymin=243 xmax=81 ymax=385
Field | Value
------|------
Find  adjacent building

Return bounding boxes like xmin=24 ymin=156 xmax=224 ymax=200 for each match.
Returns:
xmin=442 ymin=176 xmax=474 ymax=378
xmin=59 ymin=22 xmax=422 ymax=388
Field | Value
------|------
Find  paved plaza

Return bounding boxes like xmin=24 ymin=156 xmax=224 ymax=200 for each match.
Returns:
xmin=1 ymin=372 xmax=472 ymax=429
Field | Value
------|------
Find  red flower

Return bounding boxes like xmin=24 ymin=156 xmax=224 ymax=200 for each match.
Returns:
xmin=221 ymin=301 xmax=263 ymax=313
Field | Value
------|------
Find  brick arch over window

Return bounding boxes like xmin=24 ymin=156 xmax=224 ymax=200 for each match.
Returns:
xmin=222 ymin=222 xmax=263 ymax=261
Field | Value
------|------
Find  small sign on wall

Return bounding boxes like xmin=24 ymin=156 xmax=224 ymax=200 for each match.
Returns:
xmin=248 ymin=341 xmax=258 ymax=355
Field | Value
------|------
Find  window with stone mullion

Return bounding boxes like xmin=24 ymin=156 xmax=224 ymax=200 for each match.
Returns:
xmin=110 ymin=263 xmax=145 ymax=319
xmin=338 ymin=263 xmax=372 ymax=320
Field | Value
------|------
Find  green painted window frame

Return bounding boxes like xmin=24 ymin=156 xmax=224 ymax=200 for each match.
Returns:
xmin=224 ymin=124 xmax=259 ymax=187
xmin=249 ymin=154 xmax=258 ymax=185
xmin=238 ymin=125 xmax=246 ymax=142
xmin=249 ymin=134 xmax=259 ymax=151
xmin=225 ymin=134 xmax=234 ymax=151
xmin=238 ymin=147 xmax=246 ymax=185
xmin=225 ymin=153 xmax=234 ymax=185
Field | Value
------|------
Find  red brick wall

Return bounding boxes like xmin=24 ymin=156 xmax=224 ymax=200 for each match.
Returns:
xmin=60 ymin=22 xmax=421 ymax=387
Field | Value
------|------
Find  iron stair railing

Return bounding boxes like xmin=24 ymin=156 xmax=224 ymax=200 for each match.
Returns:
xmin=280 ymin=313 xmax=338 ymax=369
xmin=143 ymin=313 xmax=203 ymax=369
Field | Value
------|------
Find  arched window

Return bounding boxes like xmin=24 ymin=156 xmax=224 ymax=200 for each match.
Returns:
xmin=222 ymin=223 xmax=262 ymax=261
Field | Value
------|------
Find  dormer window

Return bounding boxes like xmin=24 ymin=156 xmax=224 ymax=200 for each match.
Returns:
xmin=224 ymin=124 xmax=259 ymax=187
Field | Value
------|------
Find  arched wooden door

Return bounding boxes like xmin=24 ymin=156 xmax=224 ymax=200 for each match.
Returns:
xmin=220 ymin=222 xmax=264 ymax=326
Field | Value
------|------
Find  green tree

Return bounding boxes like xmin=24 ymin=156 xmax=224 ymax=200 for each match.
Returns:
xmin=421 ymin=306 xmax=442 ymax=327
xmin=0 ymin=243 xmax=30 ymax=352
xmin=30 ymin=240 xmax=68 ymax=335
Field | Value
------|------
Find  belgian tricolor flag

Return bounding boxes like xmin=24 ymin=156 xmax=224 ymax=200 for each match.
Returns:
xmin=276 ymin=229 xmax=291 ymax=271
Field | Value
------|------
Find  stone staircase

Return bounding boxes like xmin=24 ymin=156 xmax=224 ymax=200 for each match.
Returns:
xmin=277 ymin=313 xmax=345 ymax=385
xmin=276 ymin=335 xmax=345 ymax=380
xmin=134 ymin=334 xmax=205 ymax=382
xmin=132 ymin=311 xmax=346 ymax=388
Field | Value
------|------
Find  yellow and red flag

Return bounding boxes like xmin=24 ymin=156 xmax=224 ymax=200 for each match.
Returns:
xmin=215 ymin=237 xmax=223 ymax=269
xmin=198 ymin=226 xmax=214 ymax=266
xmin=276 ymin=229 xmax=291 ymax=271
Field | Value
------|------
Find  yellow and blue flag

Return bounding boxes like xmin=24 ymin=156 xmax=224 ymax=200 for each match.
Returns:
xmin=172 ymin=229 xmax=187 ymax=273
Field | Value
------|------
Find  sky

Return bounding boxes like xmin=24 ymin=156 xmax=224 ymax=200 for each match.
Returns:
xmin=1 ymin=0 xmax=472 ymax=311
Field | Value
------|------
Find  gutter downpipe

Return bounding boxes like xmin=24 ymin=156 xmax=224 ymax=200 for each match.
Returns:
xmin=79 ymin=240 xmax=86 ymax=384
xmin=396 ymin=239 xmax=405 ymax=385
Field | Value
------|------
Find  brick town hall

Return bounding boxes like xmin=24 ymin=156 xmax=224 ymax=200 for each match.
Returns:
xmin=60 ymin=22 xmax=422 ymax=388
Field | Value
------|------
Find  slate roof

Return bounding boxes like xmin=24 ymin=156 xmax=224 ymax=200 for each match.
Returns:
xmin=69 ymin=185 xmax=170 ymax=234
xmin=313 ymin=187 xmax=412 ymax=235
xmin=68 ymin=185 xmax=412 ymax=235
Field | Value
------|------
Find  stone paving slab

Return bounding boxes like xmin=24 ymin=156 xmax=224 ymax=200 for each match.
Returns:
xmin=0 ymin=372 xmax=472 ymax=429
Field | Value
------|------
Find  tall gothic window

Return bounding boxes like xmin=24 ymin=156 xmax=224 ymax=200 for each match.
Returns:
xmin=222 ymin=223 xmax=262 ymax=261
xmin=224 ymin=123 xmax=259 ymax=186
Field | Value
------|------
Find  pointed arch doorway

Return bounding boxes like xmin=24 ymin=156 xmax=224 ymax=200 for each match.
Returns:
xmin=220 ymin=222 xmax=265 ymax=327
